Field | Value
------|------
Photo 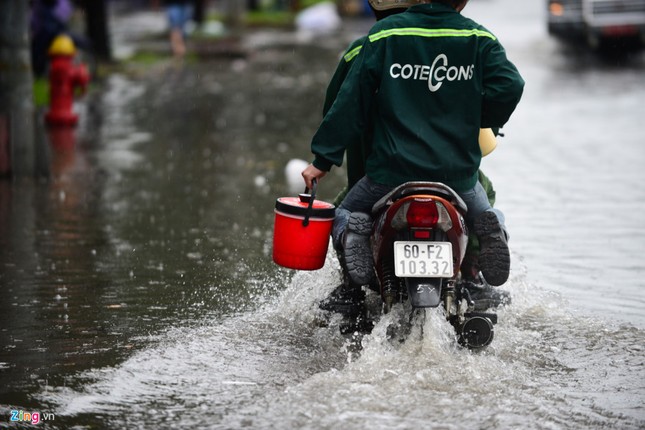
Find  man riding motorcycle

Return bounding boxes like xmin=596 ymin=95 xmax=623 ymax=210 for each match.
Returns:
xmin=304 ymin=0 xmax=524 ymax=318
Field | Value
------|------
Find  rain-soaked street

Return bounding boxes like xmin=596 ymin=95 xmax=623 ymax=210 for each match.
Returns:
xmin=1 ymin=0 xmax=644 ymax=428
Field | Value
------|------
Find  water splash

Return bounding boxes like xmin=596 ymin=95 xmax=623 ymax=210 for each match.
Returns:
xmin=41 ymin=252 xmax=644 ymax=429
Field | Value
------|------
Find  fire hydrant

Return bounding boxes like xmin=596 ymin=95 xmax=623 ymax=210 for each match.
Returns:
xmin=45 ymin=35 xmax=90 ymax=127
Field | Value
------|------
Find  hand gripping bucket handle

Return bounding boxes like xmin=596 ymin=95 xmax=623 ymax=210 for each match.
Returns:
xmin=300 ymin=178 xmax=318 ymax=227
xmin=273 ymin=179 xmax=335 ymax=270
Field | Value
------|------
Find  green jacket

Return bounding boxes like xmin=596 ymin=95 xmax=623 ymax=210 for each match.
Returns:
xmin=312 ymin=3 xmax=524 ymax=192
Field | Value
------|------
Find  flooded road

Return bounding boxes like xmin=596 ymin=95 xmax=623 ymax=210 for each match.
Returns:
xmin=1 ymin=0 xmax=644 ymax=428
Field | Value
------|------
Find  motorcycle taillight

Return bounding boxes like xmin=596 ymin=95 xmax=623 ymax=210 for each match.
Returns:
xmin=406 ymin=199 xmax=439 ymax=228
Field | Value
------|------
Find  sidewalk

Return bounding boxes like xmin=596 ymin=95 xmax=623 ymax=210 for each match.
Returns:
xmin=105 ymin=4 xmax=371 ymax=62
xmin=108 ymin=7 xmax=247 ymax=62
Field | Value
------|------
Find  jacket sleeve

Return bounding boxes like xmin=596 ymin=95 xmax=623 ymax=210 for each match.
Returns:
xmin=480 ymin=40 xmax=525 ymax=128
xmin=311 ymin=38 xmax=380 ymax=172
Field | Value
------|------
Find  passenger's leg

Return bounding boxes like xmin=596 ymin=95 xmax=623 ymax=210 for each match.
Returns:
xmin=458 ymin=182 xmax=510 ymax=286
xmin=331 ymin=176 xmax=392 ymax=251
xmin=322 ymin=177 xmax=392 ymax=317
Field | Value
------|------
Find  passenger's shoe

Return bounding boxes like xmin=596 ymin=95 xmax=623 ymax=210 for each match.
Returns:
xmin=319 ymin=284 xmax=373 ymax=334
xmin=463 ymin=281 xmax=511 ymax=311
xmin=343 ymin=212 xmax=374 ymax=285
xmin=319 ymin=284 xmax=365 ymax=319
xmin=474 ymin=211 xmax=510 ymax=286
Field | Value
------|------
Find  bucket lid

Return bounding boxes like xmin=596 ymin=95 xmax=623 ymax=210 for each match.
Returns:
xmin=275 ymin=197 xmax=335 ymax=219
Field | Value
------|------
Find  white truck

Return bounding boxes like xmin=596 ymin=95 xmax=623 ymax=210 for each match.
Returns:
xmin=547 ymin=0 xmax=645 ymax=49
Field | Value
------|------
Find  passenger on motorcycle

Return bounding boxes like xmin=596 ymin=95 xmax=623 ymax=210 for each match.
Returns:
xmin=302 ymin=0 xmax=524 ymax=290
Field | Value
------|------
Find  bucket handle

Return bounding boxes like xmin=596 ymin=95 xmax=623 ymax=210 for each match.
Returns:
xmin=299 ymin=178 xmax=317 ymax=227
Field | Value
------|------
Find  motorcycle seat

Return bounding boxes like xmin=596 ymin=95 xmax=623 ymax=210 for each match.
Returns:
xmin=372 ymin=181 xmax=468 ymax=214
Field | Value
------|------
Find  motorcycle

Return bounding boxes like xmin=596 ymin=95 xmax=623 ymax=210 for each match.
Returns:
xmin=332 ymin=181 xmax=507 ymax=349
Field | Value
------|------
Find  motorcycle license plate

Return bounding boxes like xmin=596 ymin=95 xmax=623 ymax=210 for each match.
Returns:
xmin=393 ymin=241 xmax=453 ymax=278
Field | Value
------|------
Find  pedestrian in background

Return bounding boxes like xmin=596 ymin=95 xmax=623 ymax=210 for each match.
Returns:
xmin=30 ymin=0 xmax=74 ymax=76
xmin=163 ymin=0 xmax=194 ymax=57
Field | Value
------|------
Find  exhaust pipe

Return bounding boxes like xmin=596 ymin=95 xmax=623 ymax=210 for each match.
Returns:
xmin=458 ymin=316 xmax=494 ymax=349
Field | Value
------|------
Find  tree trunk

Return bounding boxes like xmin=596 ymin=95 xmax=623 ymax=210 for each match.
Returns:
xmin=247 ymin=0 xmax=259 ymax=11
xmin=193 ymin=0 xmax=206 ymax=25
xmin=224 ymin=0 xmax=245 ymax=32
xmin=0 ymin=0 xmax=36 ymax=177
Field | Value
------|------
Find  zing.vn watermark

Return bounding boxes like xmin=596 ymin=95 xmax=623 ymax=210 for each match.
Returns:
xmin=10 ymin=410 xmax=55 ymax=425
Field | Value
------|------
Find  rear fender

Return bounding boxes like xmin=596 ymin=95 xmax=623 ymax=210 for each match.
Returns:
xmin=405 ymin=278 xmax=443 ymax=308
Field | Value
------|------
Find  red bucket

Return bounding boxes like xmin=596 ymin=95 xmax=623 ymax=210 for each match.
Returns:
xmin=273 ymin=181 xmax=335 ymax=270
